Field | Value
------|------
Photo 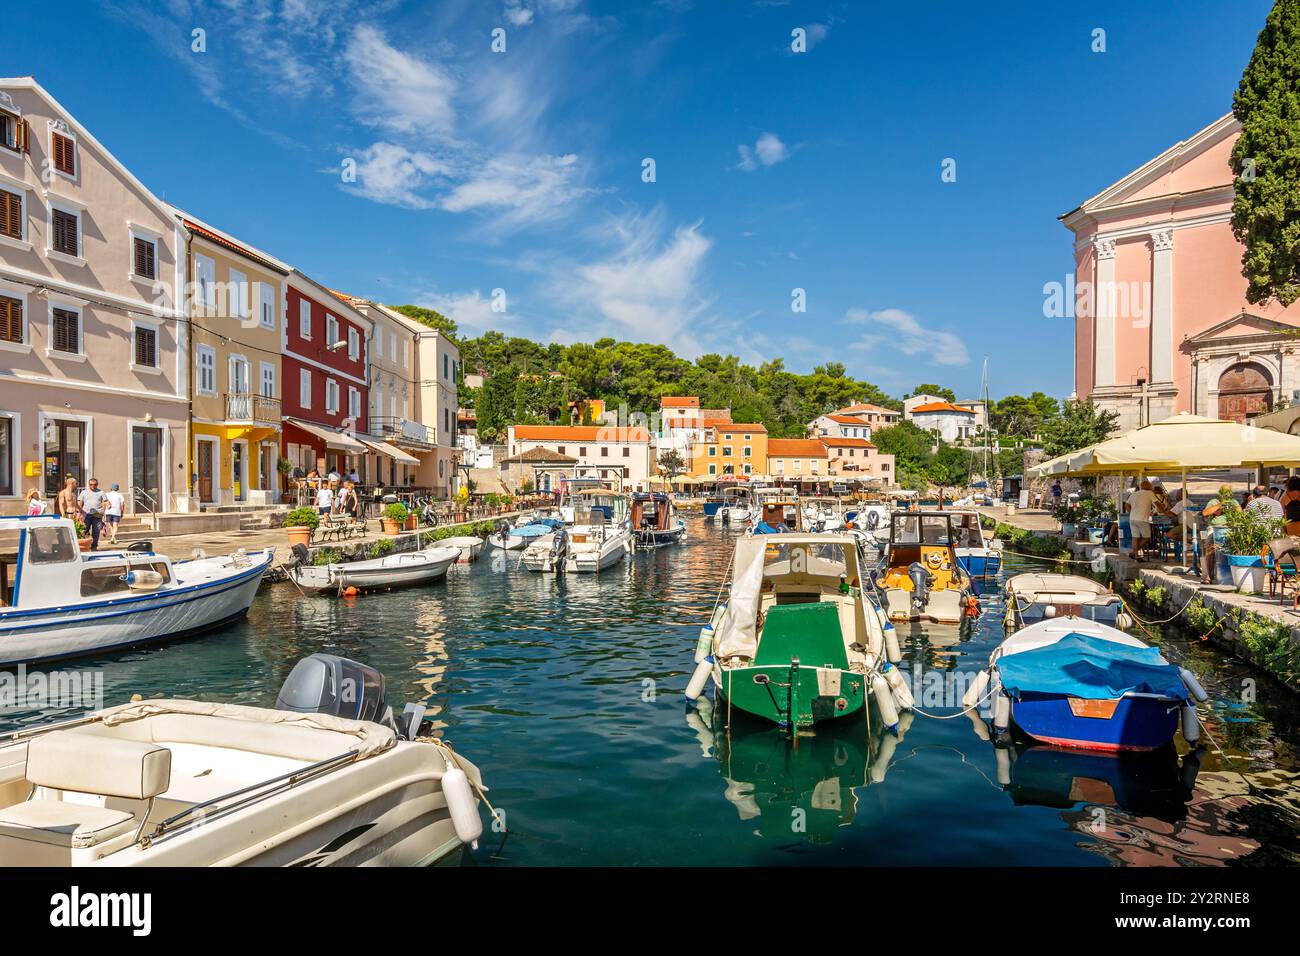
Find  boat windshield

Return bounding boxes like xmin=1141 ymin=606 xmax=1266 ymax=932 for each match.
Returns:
xmin=893 ymin=515 xmax=952 ymax=546
xmin=762 ymin=541 xmax=848 ymax=578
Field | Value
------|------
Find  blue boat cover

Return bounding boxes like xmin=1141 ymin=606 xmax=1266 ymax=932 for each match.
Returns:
xmin=995 ymin=634 xmax=1188 ymax=702
xmin=515 ymin=524 xmax=555 ymax=538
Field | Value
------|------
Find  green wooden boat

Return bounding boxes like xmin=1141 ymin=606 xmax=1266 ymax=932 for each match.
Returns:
xmin=701 ymin=534 xmax=905 ymax=732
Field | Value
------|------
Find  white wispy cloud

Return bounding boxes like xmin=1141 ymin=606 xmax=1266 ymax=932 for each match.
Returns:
xmin=346 ymin=142 xmax=449 ymax=209
xmin=844 ymin=307 xmax=970 ymax=366
xmin=416 ymin=289 xmax=515 ymax=333
xmin=344 ymin=24 xmax=458 ymax=136
xmin=439 ymin=153 xmax=590 ymax=230
xmin=549 ymin=209 xmax=715 ymax=353
xmin=736 ymin=132 xmax=789 ymax=171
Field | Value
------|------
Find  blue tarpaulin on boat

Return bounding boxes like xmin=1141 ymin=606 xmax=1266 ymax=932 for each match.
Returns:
xmin=515 ymin=524 xmax=555 ymax=538
xmin=995 ymin=634 xmax=1188 ymax=702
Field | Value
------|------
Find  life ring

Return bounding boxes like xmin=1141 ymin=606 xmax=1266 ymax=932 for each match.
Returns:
xmin=925 ymin=551 xmax=943 ymax=569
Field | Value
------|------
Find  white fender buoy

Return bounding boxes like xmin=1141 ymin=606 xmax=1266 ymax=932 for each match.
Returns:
xmin=685 ymin=656 xmax=713 ymax=701
xmin=994 ymin=746 xmax=1011 ymax=786
xmin=1116 ymin=610 xmax=1133 ymax=629
xmin=1181 ymin=705 xmax=1201 ymax=744
xmin=871 ymin=674 xmax=899 ymax=731
xmin=695 ymin=625 xmax=715 ymax=664
xmin=992 ymin=690 xmax=1011 ymax=733
xmin=870 ymin=733 xmax=897 ymax=784
xmin=962 ymin=669 xmax=990 ymax=709
xmin=883 ymin=624 xmax=901 ymax=664
xmin=1043 ymin=604 xmax=1057 ymax=619
xmin=1179 ymin=667 xmax=1208 ymax=703
xmin=966 ymin=709 xmax=991 ymax=742
xmin=880 ymin=662 xmax=914 ymax=710
xmin=122 ymin=569 xmax=165 ymax=590
xmin=441 ymin=762 xmax=483 ymax=849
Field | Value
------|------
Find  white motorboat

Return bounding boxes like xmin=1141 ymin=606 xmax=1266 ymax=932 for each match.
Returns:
xmin=0 ymin=516 xmax=272 ymax=667
xmin=289 ymin=545 xmax=458 ymax=592
xmin=487 ymin=522 xmax=557 ymax=550
xmin=0 ymin=654 xmax=488 ymax=867
xmin=522 ymin=495 xmax=631 ymax=573
xmin=1003 ymin=572 xmax=1130 ymax=630
xmin=438 ymin=535 xmax=485 ymax=563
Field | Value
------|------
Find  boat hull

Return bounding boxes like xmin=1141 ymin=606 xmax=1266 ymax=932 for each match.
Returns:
xmin=290 ymin=552 xmax=455 ymax=592
xmin=0 ymin=554 xmax=271 ymax=666
xmin=715 ymin=663 xmax=866 ymax=729
xmin=956 ymin=549 xmax=1001 ymax=578
xmin=1011 ymin=692 xmax=1179 ymax=752
xmin=702 ymin=501 xmax=722 ymax=518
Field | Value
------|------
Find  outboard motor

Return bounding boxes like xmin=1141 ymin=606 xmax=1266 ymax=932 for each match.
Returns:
xmin=289 ymin=542 xmax=311 ymax=567
xmin=907 ymin=562 xmax=932 ymax=614
xmin=550 ymin=525 xmax=569 ymax=572
xmin=275 ymin=653 xmax=428 ymax=741
xmin=865 ymin=509 xmax=880 ymax=532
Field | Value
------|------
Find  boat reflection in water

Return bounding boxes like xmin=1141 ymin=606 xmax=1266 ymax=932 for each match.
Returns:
xmin=686 ymin=696 xmax=910 ymax=845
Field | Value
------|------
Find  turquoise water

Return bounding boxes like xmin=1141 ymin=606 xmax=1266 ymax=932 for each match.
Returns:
xmin=4 ymin=517 xmax=1299 ymax=865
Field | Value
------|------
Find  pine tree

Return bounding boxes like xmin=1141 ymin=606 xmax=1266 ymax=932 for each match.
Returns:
xmin=1231 ymin=0 xmax=1300 ymax=305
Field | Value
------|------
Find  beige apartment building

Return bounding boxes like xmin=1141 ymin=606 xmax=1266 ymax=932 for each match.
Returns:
xmin=0 ymin=78 xmax=186 ymax=515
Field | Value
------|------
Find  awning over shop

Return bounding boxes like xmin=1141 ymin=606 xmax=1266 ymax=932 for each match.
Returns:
xmin=285 ymin=418 xmax=367 ymax=453
xmin=357 ymin=435 xmax=420 ymax=466
xmin=223 ymin=425 xmax=278 ymax=443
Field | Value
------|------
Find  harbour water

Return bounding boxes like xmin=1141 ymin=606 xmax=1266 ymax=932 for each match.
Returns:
xmin=3 ymin=516 xmax=1299 ymax=866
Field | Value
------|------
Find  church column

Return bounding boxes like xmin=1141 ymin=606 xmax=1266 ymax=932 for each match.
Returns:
xmin=1150 ymin=229 xmax=1174 ymax=383
xmin=1094 ymin=237 xmax=1117 ymax=388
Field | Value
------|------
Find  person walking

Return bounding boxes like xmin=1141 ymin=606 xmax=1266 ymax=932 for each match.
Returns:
xmin=56 ymin=477 xmax=78 ymax=520
xmin=1127 ymin=479 xmax=1157 ymax=562
xmin=77 ymin=477 xmax=108 ymax=551
xmin=315 ymin=480 xmax=335 ymax=516
xmin=25 ymin=488 xmax=47 ymax=515
xmin=1051 ymin=480 xmax=1063 ymax=507
xmin=103 ymin=482 xmax=126 ymax=546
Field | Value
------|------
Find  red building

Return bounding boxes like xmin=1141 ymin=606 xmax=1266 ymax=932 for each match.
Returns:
xmin=281 ymin=270 xmax=372 ymax=478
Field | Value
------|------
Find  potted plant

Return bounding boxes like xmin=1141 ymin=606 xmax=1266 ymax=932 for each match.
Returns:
xmin=74 ymin=517 xmax=91 ymax=552
xmin=1224 ymin=505 xmax=1279 ymax=594
xmin=284 ymin=507 xmax=319 ymax=548
xmin=382 ymin=502 xmax=409 ymax=535
xmin=276 ymin=456 xmax=294 ymax=492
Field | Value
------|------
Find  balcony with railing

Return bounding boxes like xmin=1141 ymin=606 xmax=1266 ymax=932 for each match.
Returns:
xmin=370 ymin=416 xmax=435 ymax=450
xmin=225 ymin=392 xmax=281 ymax=426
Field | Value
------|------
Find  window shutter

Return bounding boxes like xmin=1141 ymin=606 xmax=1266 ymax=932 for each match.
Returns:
xmin=134 ymin=238 xmax=155 ymax=279
xmin=17 ymin=120 xmax=29 ymax=153
xmin=0 ymin=295 xmax=21 ymax=343
xmin=52 ymin=133 xmax=75 ymax=175
xmin=52 ymin=209 xmax=77 ymax=256
xmin=52 ymin=308 xmax=78 ymax=353
xmin=0 ymin=189 xmax=19 ymax=239
xmin=135 ymin=327 xmax=156 ymax=367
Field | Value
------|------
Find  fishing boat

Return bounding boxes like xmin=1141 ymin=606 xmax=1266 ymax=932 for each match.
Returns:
xmin=288 ymin=545 xmax=459 ymax=592
xmin=0 ymin=516 xmax=272 ymax=667
xmin=522 ymin=494 xmax=631 ymax=573
xmin=487 ymin=522 xmax=556 ymax=551
xmin=965 ymin=616 xmax=1206 ymax=752
xmin=0 ymin=653 xmax=487 ymax=866
xmin=629 ymin=492 xmax=686 ymax=547
xmin=950 ymin=509 xmax=1002 ymax=579
xmin=876 ymin=510 xmax=976 ymax=625
xmin=686 ymin=533 xmax=910 ymax=733
xmin=436 ymin=536 xmax=485 ymax=563
xmin=749 ymin=494 xmax=805 ymax=533
xmin=716 ymin=485 xmax=756 ymax=526
xmin=1003 ymin=572 xmax=1130 ymax=630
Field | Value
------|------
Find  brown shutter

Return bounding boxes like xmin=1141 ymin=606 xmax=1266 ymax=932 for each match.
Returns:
xmin=52 ymin=307 xmax=78 ymax=353
xmin=51 ymin=133 xmax=75 ymax=175
xmin=0 ymin=295 xmax=21 ymax=344
xmin=0 ymin=189 xmax=19 ymax=239
xmin=17 ymin=119 xmax=29 ymax=153
xmin=135 ymin=237 xmax=156 ymax=279
xmin=52 ymin=209 xmax=78 ymax=256
xmin=135 ymin=327 xmax=156 ymax=367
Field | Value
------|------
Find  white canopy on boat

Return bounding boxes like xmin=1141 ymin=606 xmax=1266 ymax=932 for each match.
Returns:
xmin=714 ymin=538 xmax=767 ymax=661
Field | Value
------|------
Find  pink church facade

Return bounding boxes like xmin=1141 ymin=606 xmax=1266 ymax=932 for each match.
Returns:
xmin=1063 ymin=113 xmax=1300 ymax=430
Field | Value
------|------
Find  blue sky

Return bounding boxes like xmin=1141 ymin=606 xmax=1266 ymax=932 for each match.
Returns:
xmin=7 ymin=0 xmax=1278 ymax=400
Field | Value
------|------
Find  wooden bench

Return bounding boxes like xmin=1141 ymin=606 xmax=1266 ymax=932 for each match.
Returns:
xmin=314 ymin=515 xmax=365 ymax=543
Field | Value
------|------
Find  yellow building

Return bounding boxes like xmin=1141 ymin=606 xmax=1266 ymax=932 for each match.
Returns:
xmin=175 ymin=209 xmax=289 ymax=506
xmin=691 ymin=422 xmax=768 ymax=478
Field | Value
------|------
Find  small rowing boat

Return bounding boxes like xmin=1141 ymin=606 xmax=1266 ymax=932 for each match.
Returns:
xmin=289 ymin=546 xmax=459 ymax=592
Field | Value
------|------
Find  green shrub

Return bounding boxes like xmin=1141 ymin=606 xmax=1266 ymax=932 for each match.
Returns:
xmin=383 ymin=503 xmax=410 ymax=523
xmin=1145 ymin=585 xmax=1166 ymax=607
xmin=368 ymin=538 xmax=395 ymax=558
xmin=285 ymin=507 xmax=320 ymax=530
xmin=1233 ymin=612 xmax=1300 ymax=683
xmin=311 ymin=547 xmax=343 ymax=566
xmin=1223 ymin=505 xmax=1281 ymax=556
xmin=1185 ymin=600 xmax=1217 ymax=633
